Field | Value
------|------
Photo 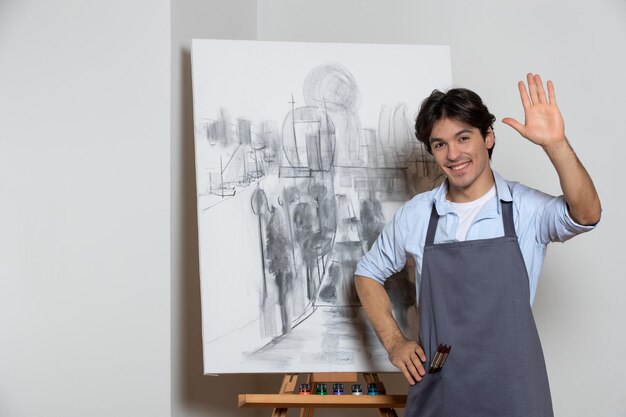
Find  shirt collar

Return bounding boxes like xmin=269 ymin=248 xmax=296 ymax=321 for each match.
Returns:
xmin=433 ymin=169 xmax=512 ymax=216
xmin=493 ymin=170 xmax=512 ymax=203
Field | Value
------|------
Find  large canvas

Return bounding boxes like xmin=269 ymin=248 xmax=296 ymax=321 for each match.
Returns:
xmin=192 ymin=39 xmax=451 ymax=373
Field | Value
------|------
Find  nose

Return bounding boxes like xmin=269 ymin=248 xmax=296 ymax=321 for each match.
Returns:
xmin=447 ymin=141 xmax=461 ymax=161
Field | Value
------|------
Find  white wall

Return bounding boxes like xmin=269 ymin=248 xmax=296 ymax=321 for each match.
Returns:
xmin=257 ymin=0 xmax=626 ymax=416
xmin=0 ymin=1 xmax=171 ymax=416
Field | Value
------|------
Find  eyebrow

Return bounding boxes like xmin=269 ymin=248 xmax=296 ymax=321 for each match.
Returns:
xmin=454 ymin=128 xmax=473 ymax=136
xmin=430 ymin=128 xmax=474 ymax=142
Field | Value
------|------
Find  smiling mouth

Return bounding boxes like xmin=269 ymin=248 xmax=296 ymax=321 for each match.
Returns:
xmin=449 ymin=161 xmax=470 ymax=171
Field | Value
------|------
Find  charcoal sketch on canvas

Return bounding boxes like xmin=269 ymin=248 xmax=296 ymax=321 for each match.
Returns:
xmin=192 ymin=40 xmax=451 ymax=373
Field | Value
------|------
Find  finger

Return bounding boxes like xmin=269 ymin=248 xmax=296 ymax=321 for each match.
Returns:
xmin=534 ymin=74 xmax=547 ymax=104
xmin=415 ymin=346 xmax=427 ymax=362
xmin=409 ymin=353 xmax=426 ymax=376
xmin=527 ymin=73 xmax=539 ymax=105
xmin=399 ymin=363 xmax=416 ymax=385
xmin=547 ymin=80 xmax=557 ymax=105
xmin=517 ymin=80 xmax=531 ymax=110
xmin=502 ymin=117 xmax=525 ymax=135
xmin=415 ymin=360 xmax=426 ymax=377
xmin=405 ymin=359 xmax=423 ymax=382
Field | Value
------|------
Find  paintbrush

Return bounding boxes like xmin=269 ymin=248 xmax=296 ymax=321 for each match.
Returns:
xmin=428 ymin=343 xmax=446 ymax=374
xmin=433 ymin=345 xmax=451 ymax=373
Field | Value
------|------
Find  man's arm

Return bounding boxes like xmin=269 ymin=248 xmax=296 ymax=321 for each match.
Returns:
xmin=502 ymin=73 xmax=601 ymax=225
xmin=355 ymin=275 xmax=426 ymax=384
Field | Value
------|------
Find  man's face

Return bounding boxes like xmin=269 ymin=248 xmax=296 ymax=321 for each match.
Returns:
xmin=429 ymin=117 xmax=494 ymax=202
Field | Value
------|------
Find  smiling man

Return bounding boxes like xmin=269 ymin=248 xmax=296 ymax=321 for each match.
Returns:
xmin=354 ymin=74 xmax=601 ymax=417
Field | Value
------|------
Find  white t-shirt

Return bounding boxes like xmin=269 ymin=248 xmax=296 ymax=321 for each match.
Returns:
xmin=446 ymin=185 xmax=496 ymax=241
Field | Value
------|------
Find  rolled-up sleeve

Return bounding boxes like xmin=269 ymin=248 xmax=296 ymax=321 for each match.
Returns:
xmin=532 ymin=191 xmax=598 ymax=244
xmin=355 ymin=206 xmax=408 ymax=284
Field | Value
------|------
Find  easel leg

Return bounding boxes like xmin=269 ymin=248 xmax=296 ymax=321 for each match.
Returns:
xmin=272 ymin=374 xmax=300 ymax=417
xmin=278 ymin=373 xmax=299 ymax=393
xmin=363 ymin=373 xmax=399 ymax=417
xmin=271 ymin=408 xmax=288 ymax=417
xmin=299 ymin=373 xmax=314 ymax=417
xmin=299 ymin=407 xmax=315 ymax=417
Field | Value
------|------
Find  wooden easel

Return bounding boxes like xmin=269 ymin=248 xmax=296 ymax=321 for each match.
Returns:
xmin=238 ymin=372 xmax=406 ymax=417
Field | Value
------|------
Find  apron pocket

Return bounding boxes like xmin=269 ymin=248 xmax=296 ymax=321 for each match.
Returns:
xmin=405 ymin=373 xmax=444 ymax=417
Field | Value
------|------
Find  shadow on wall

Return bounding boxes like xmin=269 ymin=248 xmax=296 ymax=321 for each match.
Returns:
xmin=176 ymin=46 xmax=284 ymax=417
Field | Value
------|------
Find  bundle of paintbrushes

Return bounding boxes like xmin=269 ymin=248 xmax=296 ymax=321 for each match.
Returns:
xmin=428 ymin=344 xmax=451 ymax=374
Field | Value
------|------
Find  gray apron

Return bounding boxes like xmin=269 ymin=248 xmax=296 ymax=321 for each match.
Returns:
xmin=405 ymin=201 xmax=554 ymax=417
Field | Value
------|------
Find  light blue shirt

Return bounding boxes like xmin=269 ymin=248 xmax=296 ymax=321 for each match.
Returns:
xmin=355 ymin=170 xmax=596 ymax=304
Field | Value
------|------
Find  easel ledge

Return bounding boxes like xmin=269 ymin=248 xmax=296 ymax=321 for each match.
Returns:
xmin=238 ymin=394 xmax=407 ymax=408
xmin=238 ymin=372 xmax=406 ymax=417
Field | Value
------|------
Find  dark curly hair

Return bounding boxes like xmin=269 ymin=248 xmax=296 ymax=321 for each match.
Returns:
xmin=415 ymin=88 xmax=496 ymax=158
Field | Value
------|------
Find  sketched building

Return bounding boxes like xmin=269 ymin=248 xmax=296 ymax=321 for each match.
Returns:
xmin=280 ymin=103 xmax=336 ymax=177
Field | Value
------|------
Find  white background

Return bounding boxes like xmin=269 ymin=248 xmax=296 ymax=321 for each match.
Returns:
xmin=2 ymin=0 xmax=624 ymax=416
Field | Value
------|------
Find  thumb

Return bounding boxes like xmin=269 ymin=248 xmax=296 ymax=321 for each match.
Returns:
xmin=502 ymin=118 xmax=525 ymax=135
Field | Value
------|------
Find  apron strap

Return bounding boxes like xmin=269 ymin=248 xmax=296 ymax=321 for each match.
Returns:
xmin=425 ymin=200 xmax=516 ymax=245
xmin=501 ymin=200 xmax=516 ymax=238
xmin=425 ymin=204 xmax=439 ymax=245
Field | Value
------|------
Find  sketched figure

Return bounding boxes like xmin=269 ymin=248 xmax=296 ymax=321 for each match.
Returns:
xmin=292 ymin=182 xmax=335 ymax=301
xmin=359 ymin=199 xmax=385 ymax=249
xmin=264 ymin=201 xmax=297 ymax=335
xmin=251 ymin=187 xmax=278 ymax=337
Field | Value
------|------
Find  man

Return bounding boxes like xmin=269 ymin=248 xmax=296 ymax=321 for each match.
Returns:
xmin=354 ymin=74 xmax=601 ymax=417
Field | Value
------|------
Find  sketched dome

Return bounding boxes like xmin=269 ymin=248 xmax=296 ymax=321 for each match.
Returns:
xmin=303 ymin=63 xmax=361 ymax=112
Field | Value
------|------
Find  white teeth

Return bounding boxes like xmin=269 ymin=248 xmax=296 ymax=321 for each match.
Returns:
xmin=451 ymin=162 xmax=470 ymax=171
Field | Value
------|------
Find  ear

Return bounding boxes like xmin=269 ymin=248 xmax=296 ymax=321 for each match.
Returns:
xmin=485 ymin=128 xmax=495 ymax=150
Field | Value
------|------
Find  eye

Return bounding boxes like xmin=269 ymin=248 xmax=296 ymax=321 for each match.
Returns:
xmin=459 ymin=135 xmax=471 ymax=142
xmin=432 ymin=142 xmax=445 ymax=149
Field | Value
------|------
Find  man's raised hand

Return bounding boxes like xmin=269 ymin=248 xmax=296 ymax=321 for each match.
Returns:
xmin=502 ymin=73 xmax=566 ymax=151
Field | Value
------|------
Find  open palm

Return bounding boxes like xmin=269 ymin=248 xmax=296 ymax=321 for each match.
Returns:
xmin=502 ymin=73 xmax=566 ymax=148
